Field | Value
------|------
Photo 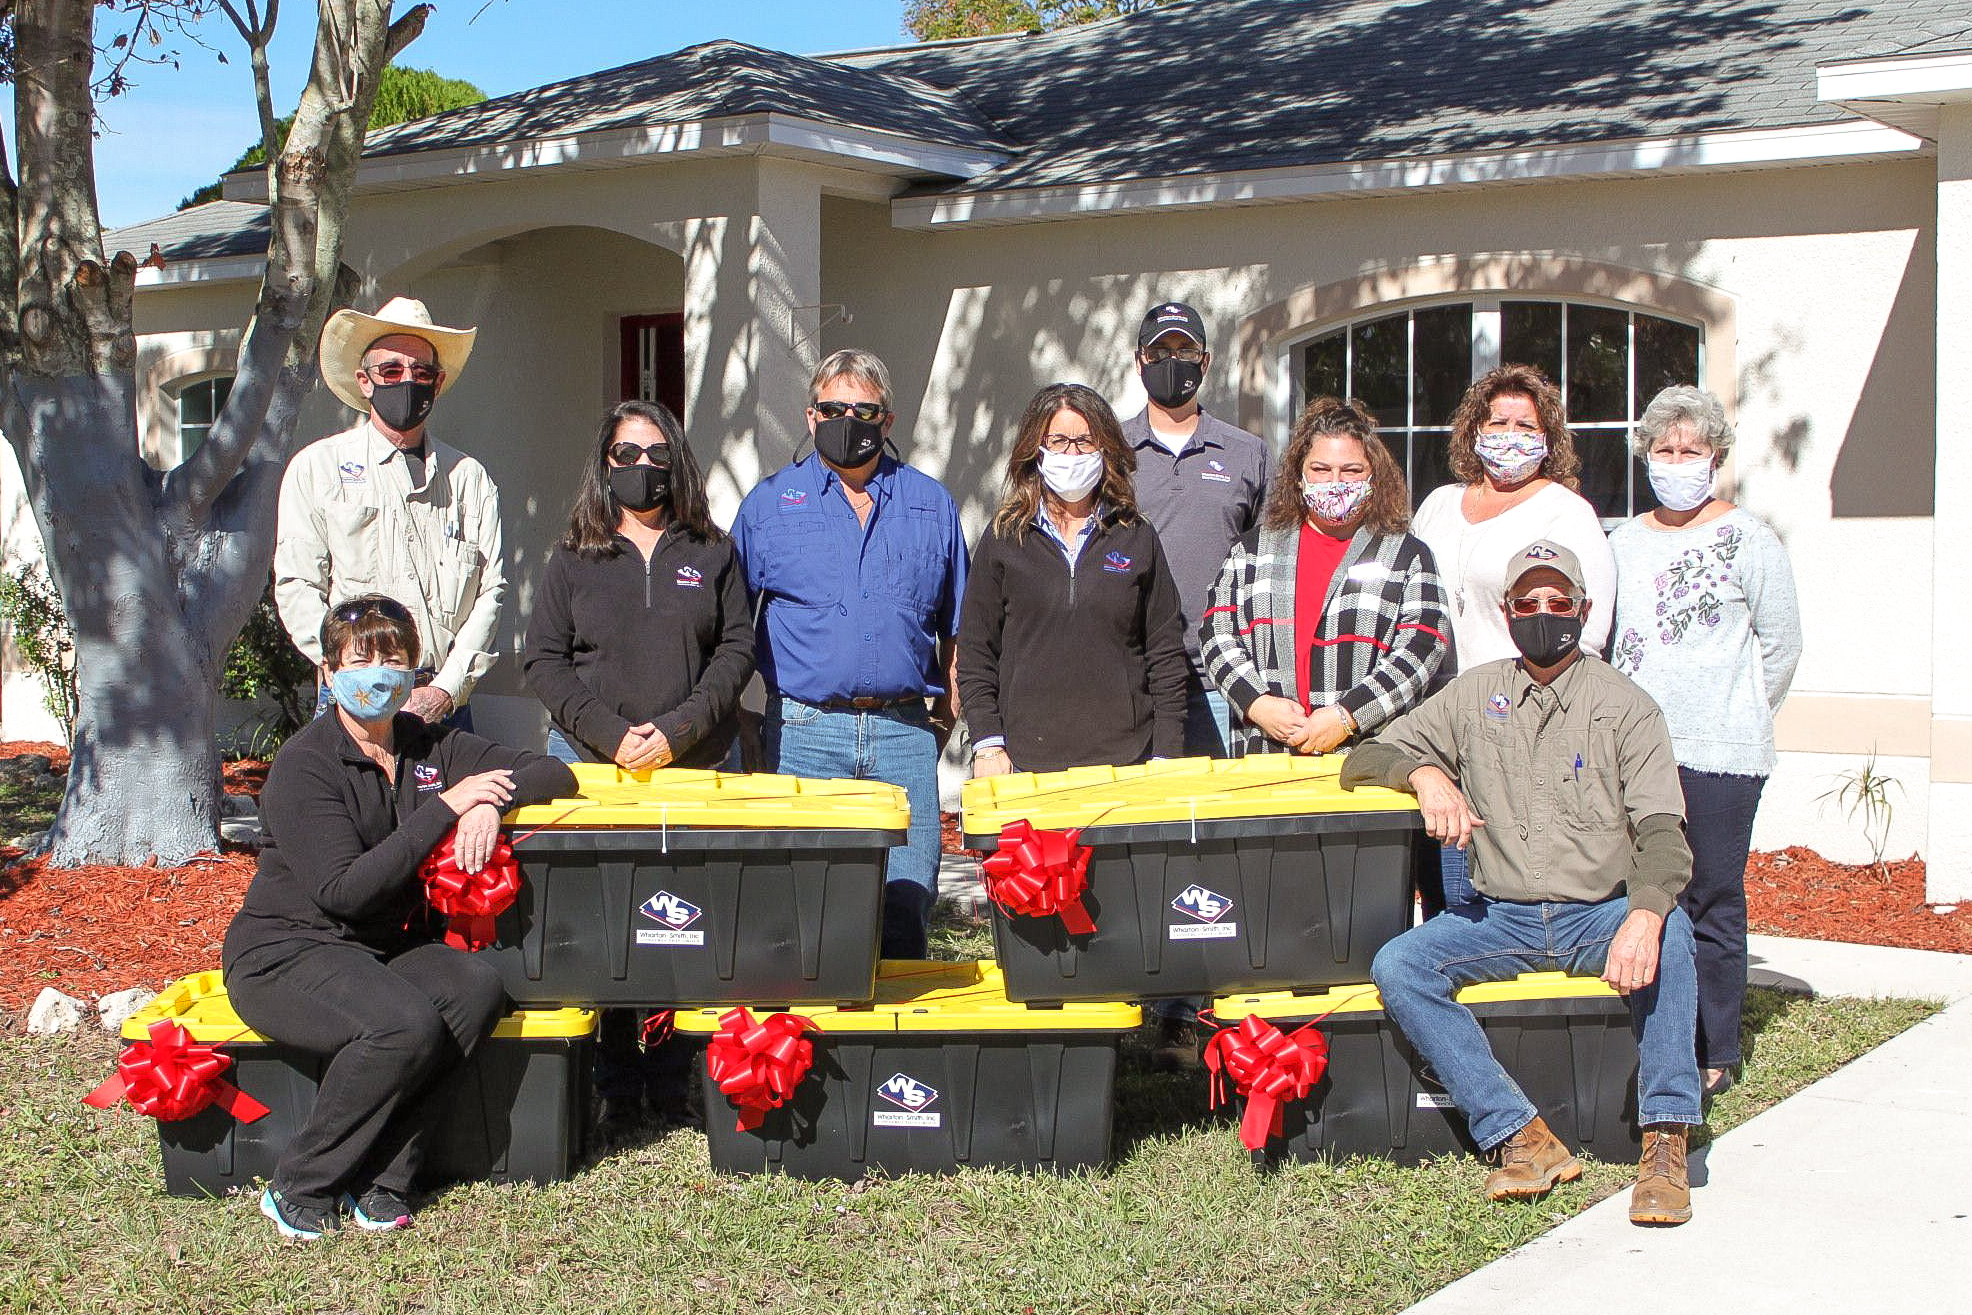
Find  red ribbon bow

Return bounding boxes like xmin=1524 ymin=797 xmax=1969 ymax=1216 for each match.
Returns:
xmin=421 ymin=829 xmax=521 ymax=951
xmin=704 ymin=1007 xmax=819 ymax=1132
xmin=1204 ymin=1014 xmax=1331 ymax=1151
xmin=981 ymin=820 xmax=1097 ymax=935
xmin=82 ymin=1019 xmax=271 ymax=1124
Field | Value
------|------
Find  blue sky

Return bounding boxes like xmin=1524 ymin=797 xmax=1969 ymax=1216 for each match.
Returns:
xmin=84 ymin=1 xmax=914 ymax=229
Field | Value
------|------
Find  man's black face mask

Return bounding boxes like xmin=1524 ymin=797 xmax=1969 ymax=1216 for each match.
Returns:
xmin=370 ymin=379 xmax=437 ymax=432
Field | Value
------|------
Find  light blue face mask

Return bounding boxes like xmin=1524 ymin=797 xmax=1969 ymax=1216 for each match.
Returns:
xmin=328 ymin=665 xmax=417 ymax=721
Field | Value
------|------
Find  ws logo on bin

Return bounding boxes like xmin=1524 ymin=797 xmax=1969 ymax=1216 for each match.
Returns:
xmin=635 ymin=891 xmax=706 ymax=947
xmin=1168 ymin=884 xmax=1239 ymax=941
xmin=872 ymin=1072 xmax=942 ymax=1128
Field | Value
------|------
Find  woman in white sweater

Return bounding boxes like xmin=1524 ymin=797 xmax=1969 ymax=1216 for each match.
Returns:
xmin=1410 ymin=364 xmax=1617 ymax=910
xmin=1610 ymin=385 xmax=1801 ymax=1102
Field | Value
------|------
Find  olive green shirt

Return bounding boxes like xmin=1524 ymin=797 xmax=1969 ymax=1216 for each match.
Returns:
xmin=1341 ymin=656 xmax=1692 ymax=916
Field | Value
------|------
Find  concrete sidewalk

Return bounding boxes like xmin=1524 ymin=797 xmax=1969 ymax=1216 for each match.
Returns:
xmin=1405 ymin=935 xmax=1972 ymax=1315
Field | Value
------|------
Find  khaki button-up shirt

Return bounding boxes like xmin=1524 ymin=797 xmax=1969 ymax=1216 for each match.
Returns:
xmin=1341 ymin=655 xmax=1690 ymax=914
xmin=274 ymin=421 xmax=506 ymax=702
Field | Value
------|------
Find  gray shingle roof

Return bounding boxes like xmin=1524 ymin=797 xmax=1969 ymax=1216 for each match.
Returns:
xmin=105 ymin=200 xmax=268 ymax=261
xmin=361 ymin=38 xmax=1012 ymax=159
xmin=838 ymin=0 xmax=1961 ymax=193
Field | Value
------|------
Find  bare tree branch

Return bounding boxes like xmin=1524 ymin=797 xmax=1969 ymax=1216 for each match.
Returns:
xmin=386 ymin=2 xmax=430 ymax=62
xmin=14 ymin=0 xmax=108 ymax=377
xmin=0 ymin=116 xmax=22 ymax=372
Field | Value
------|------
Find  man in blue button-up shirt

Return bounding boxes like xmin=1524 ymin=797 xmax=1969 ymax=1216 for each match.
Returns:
xmin=730 ymin=349 xmax=969 ymax=957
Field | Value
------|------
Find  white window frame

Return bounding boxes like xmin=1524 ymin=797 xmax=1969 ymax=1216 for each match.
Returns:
xmin=172 ymin=372 xmax=235 ymax=463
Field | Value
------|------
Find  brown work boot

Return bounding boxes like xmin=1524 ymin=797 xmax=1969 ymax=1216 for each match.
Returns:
xmin=1483 ymin=1115 xmax=1582 ymax=1201
xmin=1630 ymin=1124 xmax=1693 ymax=1225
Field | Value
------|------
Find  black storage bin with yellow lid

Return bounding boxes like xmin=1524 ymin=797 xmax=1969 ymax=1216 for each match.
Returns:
xmin=118 ymin=972 xmax=596 ymax=1198
xmin=1209 ymin=972 xmax=1642 ymax=1166
xmin=492 ymin=765 xmax=910 ymax=1007
xmin=962 ymin=757 xmax=1423 ymax=1004
xmin=674 ymin=960 xmax=1140 ymax=1181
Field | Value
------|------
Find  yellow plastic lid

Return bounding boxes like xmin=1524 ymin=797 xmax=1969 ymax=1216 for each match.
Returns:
xmin=124 ymin=971 xmax=596 ymax=1042
xmin=504 ymin=763 xmax=911 ymax=831
xmin=961 ymin=754 xmax=1418 ymax=835
xmin=670 ymin=959 xmax=1141 ymax=1034
xmin=1210 ymin=971 xmax=1622 ymax=1022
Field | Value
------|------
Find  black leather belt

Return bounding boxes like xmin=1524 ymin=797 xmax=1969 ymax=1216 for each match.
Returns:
xmin=817 ymin=695 xmax=919 ymax=711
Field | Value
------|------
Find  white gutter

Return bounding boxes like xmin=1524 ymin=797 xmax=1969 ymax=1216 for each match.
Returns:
xmin=131 ymin=254 xmax=265 ymax=286
xmin=222 ymin=112 xmax=1009 ymax=203
xmin=1818 ymin=50 xmax=1972 ymax=143
xmin=890 ymin=119 xmax=1927 ymax=229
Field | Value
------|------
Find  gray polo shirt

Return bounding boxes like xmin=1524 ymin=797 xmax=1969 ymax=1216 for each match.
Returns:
xmin=1123 ymin=406 xmax=1269 ymax=675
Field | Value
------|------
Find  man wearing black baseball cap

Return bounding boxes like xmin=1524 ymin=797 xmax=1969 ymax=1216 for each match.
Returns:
xmin=1124 ymin=298 xmax=1270 ymax=1069
xmin=1123 ymin=300 xmax=1268 ymax=758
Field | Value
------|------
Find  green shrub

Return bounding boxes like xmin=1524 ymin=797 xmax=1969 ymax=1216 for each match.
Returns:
xmin=0 ymin=561 xmax=79 ymax=742
xmin=220 ymin=578 xmax=314 ymax=753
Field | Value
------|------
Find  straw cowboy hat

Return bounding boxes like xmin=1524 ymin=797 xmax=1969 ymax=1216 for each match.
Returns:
xmin=319 ymin=296 xmax=477 ymax=413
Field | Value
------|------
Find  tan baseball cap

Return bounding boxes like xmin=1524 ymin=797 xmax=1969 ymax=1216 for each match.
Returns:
xmin=1503 ymin=538 xmax=1587 ymax=600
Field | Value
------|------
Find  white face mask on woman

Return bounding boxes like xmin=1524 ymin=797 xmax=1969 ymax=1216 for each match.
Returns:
xmin=1646 ymin=457 xmax=1714 ymax=512
xmin=1039 ymin=449 xmax=1104 ymax=500
xmin=1302 ymin=478 xmax=1372 ymax=524
xmin=1474 ymin=430 xmax=1548 ymax=484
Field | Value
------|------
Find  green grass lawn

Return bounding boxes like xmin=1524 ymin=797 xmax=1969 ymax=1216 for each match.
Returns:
xmin=0 ymin=907 xmax=1937 ymax=1315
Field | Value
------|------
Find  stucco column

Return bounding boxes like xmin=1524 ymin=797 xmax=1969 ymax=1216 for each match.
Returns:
xmin=682 ymin=158 xmax=823 ymax=523
xmin=1930 ymin=101 xmax=1972 ymax=902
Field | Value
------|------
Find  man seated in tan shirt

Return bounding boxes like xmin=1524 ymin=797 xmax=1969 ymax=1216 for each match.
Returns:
xmin=1342 ymin=539 xmax=1701 ymax=1226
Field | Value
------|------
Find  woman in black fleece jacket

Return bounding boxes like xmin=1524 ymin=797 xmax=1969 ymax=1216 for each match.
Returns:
xmin=959 ymin=383 xmax=1189 ymax=775
xmin=223 ymin=596 xmax=575 ymax=1241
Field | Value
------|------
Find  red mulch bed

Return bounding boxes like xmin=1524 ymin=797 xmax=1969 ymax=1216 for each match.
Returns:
xmin=940 ymin=810 xmax=984 ymax=859
xmin=0 ymin=740 xmax=69 ymax=771
xmin=1746 ymin=847 xmax=1972 ymax=954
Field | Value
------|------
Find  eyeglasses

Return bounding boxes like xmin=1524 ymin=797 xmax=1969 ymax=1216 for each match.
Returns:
xmin=811 ymin=400 xmax=886 ymax=423
xmin=1141 ymin=345 xmax=1206 ymax=365
xmin=331 ymin=596 xmax=415 ymax=625
xmin=608 ymin=441 xmax=670 ymax=467
xmin=361 ymin=362 xmax=440 ymax=386
xmin=1507 ymin=595 xmax=1584 ymax=617
xmin=1041 ymin=434 xmax=1100 ymax=455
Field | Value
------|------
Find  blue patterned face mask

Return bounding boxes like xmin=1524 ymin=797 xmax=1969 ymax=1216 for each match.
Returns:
xmin=327 ymin=665 xmax=416 ymax=720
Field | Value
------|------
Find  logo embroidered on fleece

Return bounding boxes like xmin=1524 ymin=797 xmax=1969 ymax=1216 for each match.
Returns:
xmin=779 ymin=488 xmax=808 ymax=508
xmin=337 ymin=460 xmax=366 ymax=483
xmin=1201 ymin=458 xmax=1232 ymax=484
xmin=675 ymin=565 xmax=703 ymax=588
xmin=1484 ymin=693 xmax=1511 ymax=721
xmin=1102 ymin=551 xmax=1133 ymax=573
xmin=413 ymin=762 xmax=443 ymax=791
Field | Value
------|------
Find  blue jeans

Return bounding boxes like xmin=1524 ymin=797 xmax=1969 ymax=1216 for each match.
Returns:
xmin=1679 ymin=768 xmax=1766 ymax=1069
xmin=544 ymin=726 xmax=582 ymax=765
xmin=1438 ymin=844 xmax=1478 ymax=910
xmin=1371 ymin=895 xmax=1702 ymax=1151
xmin=1183 ymin=680 xmax=1231 ymax=758
xmin=761 ymin=696 xmax=941 ymax=958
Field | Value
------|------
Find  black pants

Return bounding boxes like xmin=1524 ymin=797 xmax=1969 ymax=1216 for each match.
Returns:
xmin=1676 ymin=767 xmax=1767 ymax=1069
xmin=594 ymin=1008 xmax=694 ymax=1109
xmin=226 ymin=939 xmax=504 ymax=1209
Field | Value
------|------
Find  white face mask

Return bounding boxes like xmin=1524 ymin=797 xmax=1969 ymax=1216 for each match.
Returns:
xmin=1647 ymin=457 xmax=1715 ymax=512
xmin=1474 ymin=430 xmax=1548 ymax=484
xmin=1039 ymin=449 xmax=1104 ymax=500
xmin=1302 ymin=478 xmax=1373 ymax=524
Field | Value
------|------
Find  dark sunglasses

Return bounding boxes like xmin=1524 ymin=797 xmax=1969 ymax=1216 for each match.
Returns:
xmin=331 ymin=597 xmax=415 ymax=625
xmin=607 ymin=441 xmax=671 ymax=467
xmin=361 ymin=362 xmax=440 ymax=386
xmin=811 ymin=400 xmax=885 ymax=423
xmin=1507 ymin=595 xmax=1584 ymax=617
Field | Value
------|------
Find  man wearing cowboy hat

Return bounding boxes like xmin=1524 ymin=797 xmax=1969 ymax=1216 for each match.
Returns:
xmin=275 ymin=296 xmax=503 ymax=725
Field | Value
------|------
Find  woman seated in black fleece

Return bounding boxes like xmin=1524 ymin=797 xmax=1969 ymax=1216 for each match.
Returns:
xmin=521 ymin=399 xmax=753 ymax=1136
xmin=222 ymin=595 xmax=575 ymax=1242
xmin=959 ymin=382 xmax=1189 ymax=776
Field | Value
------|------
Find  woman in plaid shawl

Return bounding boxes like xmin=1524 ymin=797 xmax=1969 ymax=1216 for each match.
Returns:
xmin=1200 ymin=397 xmax=1450 ymax=759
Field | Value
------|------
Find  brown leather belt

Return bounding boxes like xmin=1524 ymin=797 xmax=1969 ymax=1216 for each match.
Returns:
xmin=817 ymin=695 xmax=919 ymax=711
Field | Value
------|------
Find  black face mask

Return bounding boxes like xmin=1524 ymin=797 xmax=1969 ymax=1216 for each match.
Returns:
xmin=608 ymin=463 xmax=671 ymax=513
xmin=369 ymin=379 xmax=437 ymax=432
xmin=1508 ymin=611 xmax=1583 ymax=669
xmin=1141 ymin=357 xmax=1203 ymax=409
xmin=814 ymin=415 xmax=885 ymax=469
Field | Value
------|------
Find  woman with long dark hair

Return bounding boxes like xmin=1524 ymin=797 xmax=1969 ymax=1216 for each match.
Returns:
xmin=523 ymin=399 xmax=753 ymax=772
xmin=522 ymin=400 xmax=754 ymax=1136
xmin=1200 ymin=396 xmax=1450 ymax=757
xmin=958 ymin=383 xmax=1189 ymax=775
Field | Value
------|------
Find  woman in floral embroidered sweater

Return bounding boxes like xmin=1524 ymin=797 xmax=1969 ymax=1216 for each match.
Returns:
xmin=1610 ymin=385 xmax=1801 ymax=1101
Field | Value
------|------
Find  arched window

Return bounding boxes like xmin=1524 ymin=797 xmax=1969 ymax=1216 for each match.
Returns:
xmin=1296 ymin=299 xmax=1701 ymax=521
xmin=176 ymin=375 xmax=233 ymax=459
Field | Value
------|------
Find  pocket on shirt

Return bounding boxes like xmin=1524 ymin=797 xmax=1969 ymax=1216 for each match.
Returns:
xmin=878 ymin=508 xmax=951 ymax=615
xmin=324 ymin=503 xmax=381 ymax=585
xmin=761 ymin=518 xmax=840 ymax=608
xmin=434 ymin=538 xmax=486 ymax=624
xmin=1557 ymin=727 xmax=1624 ymax=832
